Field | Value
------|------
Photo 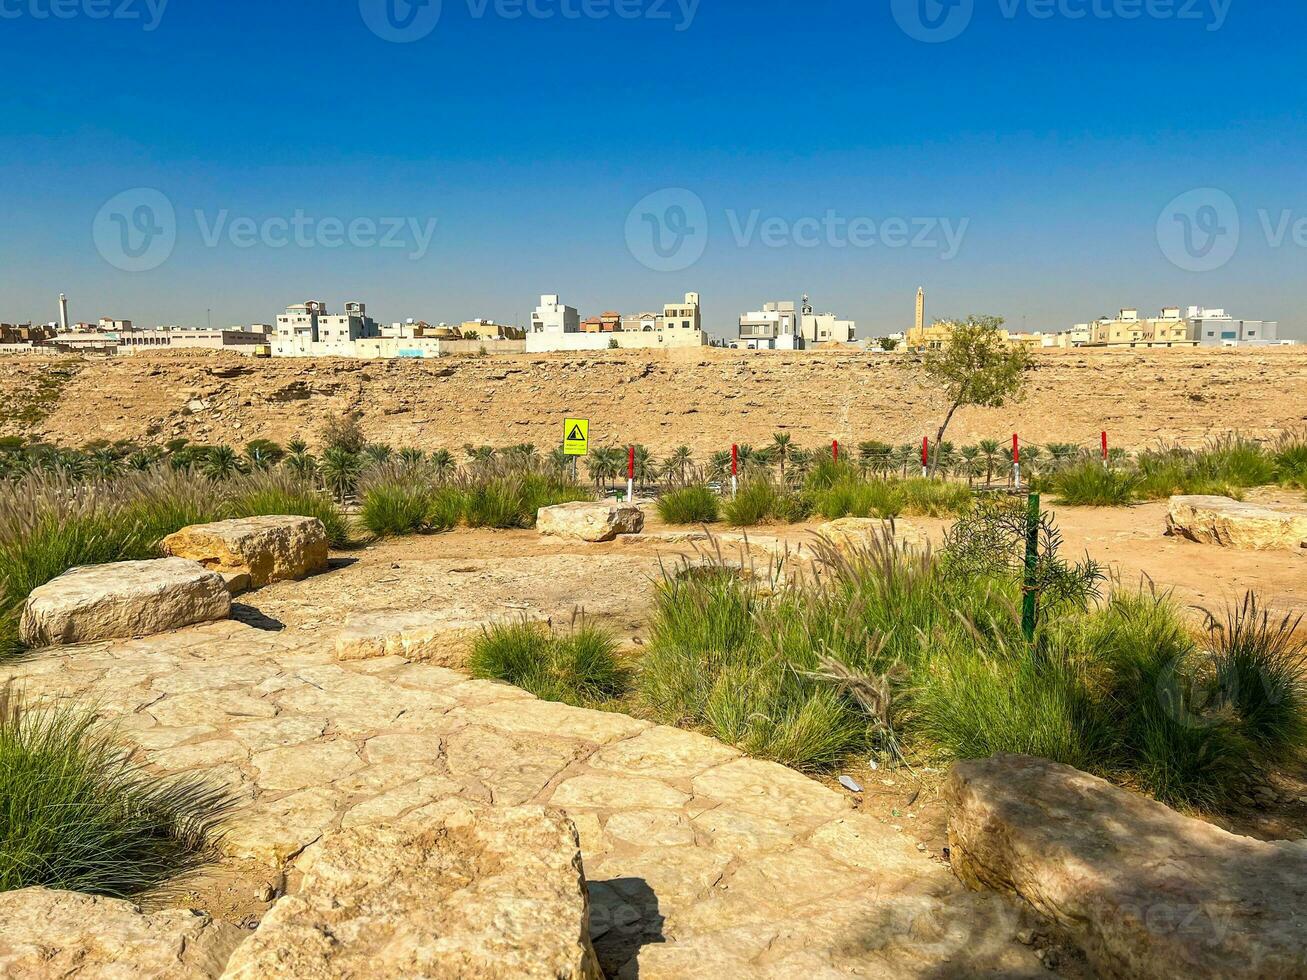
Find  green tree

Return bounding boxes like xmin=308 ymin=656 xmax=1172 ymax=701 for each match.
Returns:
xmin=771 ymin=432 xmax=793 ymax=481
xmin=877 ymin=336 xmax=900 ymax=351
xmin=922 ymin=316 xmax=1032 ymax=473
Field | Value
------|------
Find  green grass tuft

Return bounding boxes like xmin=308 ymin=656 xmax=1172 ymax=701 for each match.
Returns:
xmin=468 ymin=619 xmax=626 ymax=706
xmin=656 ymin=485 xmax=720 ymax=525
xmin=0 ymin=686 xmax=232 ymax=896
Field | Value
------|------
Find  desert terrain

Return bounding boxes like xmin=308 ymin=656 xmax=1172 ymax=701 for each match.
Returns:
xmin=3 ymin=346 xmax=1306 ymax=454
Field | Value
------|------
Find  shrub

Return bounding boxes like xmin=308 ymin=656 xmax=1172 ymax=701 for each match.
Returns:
xmin=657 ymin=485 xmax=720 ymax=525
xmin=320 ymin=412 xmax=366 ymax=455
xmin=1048 ymin=459 xmax=1139 ymax=506
xmin=469 ymin=618 xmax=625 ymax=706
xmin=358 ymin=465 xmax=435 ymax=537
xmin=0 ymin=687 xmax=232 ymax=896
xmin=722 ymin=478 xmax=779 ymax=526
xmin=224 ymin=471 xmax=350 ymax=547
xmin=426 ymin=487 xmax=466 ymax=532
xmin=1274 ymin=432 xmax=1307 ymax=489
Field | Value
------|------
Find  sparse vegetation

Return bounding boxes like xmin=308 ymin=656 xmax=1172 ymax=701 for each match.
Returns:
xmin=1045 ymin=459 xmax=1139 ymax=506
xmin=469 ymin=617 xmax=626 ymax=707
xmin=0 ymin=686 xmax=232 ymax=896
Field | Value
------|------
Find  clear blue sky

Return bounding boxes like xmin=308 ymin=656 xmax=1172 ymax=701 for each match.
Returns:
xmin=2 ymin=0 xmax=1305 ymax=339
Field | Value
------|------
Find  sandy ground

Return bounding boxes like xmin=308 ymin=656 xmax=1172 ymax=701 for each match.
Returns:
xmin=4 ymin=346 xmax=1307 ymax=456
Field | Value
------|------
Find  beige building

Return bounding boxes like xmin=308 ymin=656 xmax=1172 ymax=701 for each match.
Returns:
xmin=1088 ymin=308 xmax=1197 ymax=348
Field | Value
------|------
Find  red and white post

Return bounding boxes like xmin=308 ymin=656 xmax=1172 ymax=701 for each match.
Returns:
xmin=627 ymin=445 xmax=635 ymax=503
xmin=1101 ymin=430 xmax=1109 ymax=468
xmin=731 ymin=443 xmax=739 ymax=497
xmin=921 ymin=436 xmax=929 ymax=478
xmin=1012 ymin=433 xmax=1022 ymax=490
xmin=832 ymin=439 xmax=839 ymax=463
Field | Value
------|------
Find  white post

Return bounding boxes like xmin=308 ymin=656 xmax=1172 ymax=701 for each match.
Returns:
xmin=731 ymin=475 xmax=738 ymax=498
xmin=626 ymin=478 xmax=634 ymax=503
xmin=1013 ymin=462 xmax=1022 ymax=491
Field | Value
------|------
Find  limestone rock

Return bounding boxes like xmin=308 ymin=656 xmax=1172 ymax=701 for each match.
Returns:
xmin=0 ymin=887 xmax=244 ymax=979
xmin=537 ymin=501 xmax=644 ymax=543
xmin=946 ymin=754 xmax=1307 ymax=979
xmin=813 ymin=517 xmax=929 ymax=555
xmin=221 ymin=805 xmax=601 ymax=979
xmin=1167 ymin=495 xmax=1307 ymax=551
xmin=335 ymin=608 xmax=546 ymax=665
xmin=19 ymin=558 xmax=231 ymax=647
xmin=162 ymin=515 xmax=329 ymax=587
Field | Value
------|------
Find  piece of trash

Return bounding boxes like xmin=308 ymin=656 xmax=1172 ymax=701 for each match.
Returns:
xmin=838 ymin=775 xmax=864 ymax=794
xmin=868 ymin=759 xmax=879 ymax=770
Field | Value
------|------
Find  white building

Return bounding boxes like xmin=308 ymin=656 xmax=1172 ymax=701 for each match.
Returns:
xmin=529 ymin=294 xmax=580 ymax=339
xmin=273 ymin=301 xmax=380 ymax=355
xmin=736 ymin=301 xmax=801 ymax=350
xmin=1186 ymin=307 xmax=1283 ymax=347
xmin=657 ymin=292 xmax=702 ymax=334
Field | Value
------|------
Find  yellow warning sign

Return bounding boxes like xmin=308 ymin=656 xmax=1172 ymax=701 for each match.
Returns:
xmin=563 ymin=418 xmax=589 ymax=456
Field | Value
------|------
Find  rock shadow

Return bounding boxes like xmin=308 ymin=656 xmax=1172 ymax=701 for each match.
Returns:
xmin=588 ymin=877 xmax=663 ymax=977
xmin=230 ymin=604 xmax=285 ymax=632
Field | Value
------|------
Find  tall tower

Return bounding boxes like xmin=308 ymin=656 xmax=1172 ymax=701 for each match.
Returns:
xmin=59 ymin=293 xmax=69 ymax=332
xmin=915 ymin=287 xmax=925 ymax=334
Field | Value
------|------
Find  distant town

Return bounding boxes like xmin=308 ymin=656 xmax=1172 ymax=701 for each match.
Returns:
xmin=0 ymin=288 xmax=1293 ymax=360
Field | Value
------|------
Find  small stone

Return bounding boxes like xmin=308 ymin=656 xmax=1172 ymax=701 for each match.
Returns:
xmin=1017 ymin=929 xmax=1036 ymax=946
xmin=838 ymin=775 xmax=864 ymax=794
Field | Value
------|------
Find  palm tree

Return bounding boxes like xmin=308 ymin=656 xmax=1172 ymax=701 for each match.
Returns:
xmin=399 ymin=447 xmax=426 ymax=467
xmin=708 ymin=449 xmax=733 ymax=480
xmin=284 ymin=445 xmax=318 ymax=479
xmin=895 ymin=443 xmax=917 ymax=478
xmin=771 ymin=432 xmax=792 ymax=481
xmin=320 ymin=447 xmax=361 ymax=502
xmin=202 ymin=445 xmax=245 ymax=480
xmin=664 ymin=445 xmax=693 ymax=484
xmin=958 ymin=445 xmax=983 ymax=485
xmin=587 ymin=447 xmax=622 ymax=491
xmin=978 ymin=439 xmax=1002 ymax=486
xmin=547 ymin=446 xmax=571 ymax=476
xmin=362 ymin=443 xmax=393 ymax=467
xmin=859 ymin=440 xmax=892 ymax=478
xmin=430 ymin=449 xmax=456 ymax=479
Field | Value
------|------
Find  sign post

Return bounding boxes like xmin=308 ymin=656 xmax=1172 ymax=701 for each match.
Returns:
xmin=627 ymin=445 xmax=635 ymax=503
xmin=1101 ymin=430 xmax=1109 ymax=467
xmin=731 ymin=444 xmax=739 ymax=497
xmin=563 ymin=418 xmax=589 ymax=483
xmin=1012 ymin=433 xmax=1022 ymax=490
xmin=922 ymin=436 xmax=929 ymax=478
xmin=832 ymin=439 xmax=839 ymax=463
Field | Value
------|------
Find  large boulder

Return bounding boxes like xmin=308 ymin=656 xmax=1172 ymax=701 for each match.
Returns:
xmin=0 ymin=887 xmax=244 ymax=979
xmin=220 ymin=804 xmax=601 ymax=979
xmin=334 ymin=608 xmax=547 ymax=665
xmin=946 ymin=754 xmax=1307 ymax=979
xmin=162 ymin=515 xmax=330 ymax=587
xmin=19 ymin=558 xmax=231 ymax=647
xmin=536 ymin=501 xmax=644 ymax=543
xmin=1167 ymin=495 xmax=1307 ymax=551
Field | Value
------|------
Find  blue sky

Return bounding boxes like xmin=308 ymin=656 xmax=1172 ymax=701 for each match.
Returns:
xmin=2 ymin=0 xmax=1305 ymax=339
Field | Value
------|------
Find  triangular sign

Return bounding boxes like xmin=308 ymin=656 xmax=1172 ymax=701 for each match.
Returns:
xmin=567 ymin=425 xmax=585 ymax=441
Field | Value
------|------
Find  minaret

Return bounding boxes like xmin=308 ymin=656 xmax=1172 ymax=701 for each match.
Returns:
xmin=915 ymin=287 xmax=925 ymax=334
xmin=59 ymin=293 xmax=69 ymax=332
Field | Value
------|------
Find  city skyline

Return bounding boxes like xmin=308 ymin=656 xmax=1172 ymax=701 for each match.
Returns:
xmin=3 ymin=3 xmax=1306 ymax=339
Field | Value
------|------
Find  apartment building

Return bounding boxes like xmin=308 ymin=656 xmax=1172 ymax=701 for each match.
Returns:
xmin=1186 ymin=307 xmax=1281 ymax=347
xmin=736 ymin=301 xmax=800 ymax=350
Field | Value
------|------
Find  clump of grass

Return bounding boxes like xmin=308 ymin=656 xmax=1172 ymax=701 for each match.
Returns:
xmin=656 ymin=485 xmax=720 ymax=525
xmin=1274 ymin=431 xmax=1307 ymax=489
xmin=809 ymin=476 xmax=970 ymax=520
xmin=0 ymin=686 xmax=232 ymax=896
xmin=358 ymin=464 xmax=436 ymax=537
xmin=223 ymin=470 xmax=350 ymax=547
xmin=468 ymin=618 xmax=626 ymax=706
xmin=1047 ymin=459 xmax=1139 ymax=506
xmin=722 ymin=477 xmax=806 ymax=526
xmin=1133 ymin=436 xmax=1274 ymax=501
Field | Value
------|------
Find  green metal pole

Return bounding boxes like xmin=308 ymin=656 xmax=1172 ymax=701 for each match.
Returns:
xmin=1021 ymin=492 xmax=1040 ymax=642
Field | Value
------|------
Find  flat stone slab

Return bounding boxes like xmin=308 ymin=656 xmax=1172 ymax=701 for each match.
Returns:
xmin=163 ymin=515 xmax=329 ymax=587
xmin=1167 ymin=495 xmax=1307 ymax=551
xmin=947 ymin=754 xmax=1307 ymax=979
xmin=537 ymin=501 xmax=644 ymax=542
xmin=813 ymin=517 xmax=929 ymax=555
xmin=220 ymin=804 xmax=601 ymax=979
xmin=19 ymin=558 xmax=230 ymax=647
xmin=0 ymin=887 xmax=244 ymax=979
xmin=618 ymin=531 xmax=712 ymax=546
xmin=335 ymin=608 xmax=547 ymax=665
